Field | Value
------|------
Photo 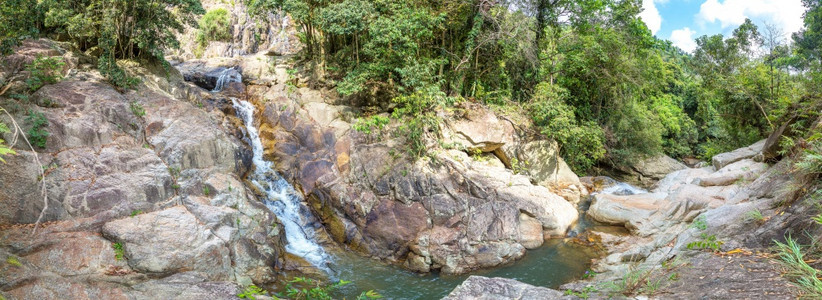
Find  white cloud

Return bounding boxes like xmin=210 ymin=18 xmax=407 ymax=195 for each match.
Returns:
xmin=640 ymin=0 xmax=663 ymax=35
xmin=697 ymin=0 xmax=806 ymax=35
xmin=670 ymin=27 xmax=698 ymax=53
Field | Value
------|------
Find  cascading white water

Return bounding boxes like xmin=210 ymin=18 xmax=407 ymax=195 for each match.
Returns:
xmin=598 ymin=182 xmax=647 ymax=196
xmin=213 ymin=68 xmax=242 ymax=92
xmin=231 ymin=98 xmax=332 ymax=272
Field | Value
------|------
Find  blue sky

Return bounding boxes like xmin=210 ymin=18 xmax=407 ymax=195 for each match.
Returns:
xmin=639 ymin=0 xmax=807 ymax=52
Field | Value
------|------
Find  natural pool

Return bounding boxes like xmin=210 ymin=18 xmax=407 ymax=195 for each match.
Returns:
xmin=326 ymin=238 xmax=599 ymax=299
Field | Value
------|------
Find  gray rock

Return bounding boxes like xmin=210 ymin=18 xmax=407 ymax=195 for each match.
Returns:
xmin=102 ymin=206 xmax=233 ymax=280
xmin=632 ymin=155 xmax=688 ymax=180
xmin=444 ymin=276 xmax=570 ymax=300
xmin=711 ymin=139 xmax=766 ymax=170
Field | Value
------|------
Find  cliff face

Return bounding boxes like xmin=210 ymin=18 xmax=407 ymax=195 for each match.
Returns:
xmin=168 ymin=0 xmax=301 ymax=60
xmin=0 ymin=40 xmax=285 ymax=298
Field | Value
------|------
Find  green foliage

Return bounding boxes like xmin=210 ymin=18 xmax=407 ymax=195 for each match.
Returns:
xmin=686 ymin=233 xmax=724 ymax=251
xmin=203 ymin=185 xmax=211 ymax=196
xmin=391 ymin=88 xmax=457 ymax=158
xmin=25 ymin=56 xmax=64 ymax=92
xmin=196 ymin=9 xmax=232 ymax=53
xmin=112 ymin=242 xmax=125 ymax=261
xmin=130 ymin=210 xmax=143 ymax=217
xmin=1 ymin=0 xmax=203 ymax=88
xmin=690 ymin=215 xmax=708 ymax=230
xmin=352 ymin=115 xmax=389 ymax=135
xmin=796 ymin=140 xmax=822 ymax=176
xmin=5 ymin=256 xmax=21 ymax=267
xmin=774 ymin=236 xmax=822 ymax=298
xmin=605 ymin=267 xmax=669 ymax=296
xmin=244 ymin=0 xmax=818 ymax=173
xmin=130 ymin=102 xmax=146 ymax=117
xmin=528 ymin=82 xmax=605 ymax=173
xmin=745 ymin=209 xmax=765 ymax=223
xmin=0 ymin=0 xmax=40 ymax=55
xmin=25 ymin=110 xmax=48 ymax=148
xmin=0 ymin=121 xmax=16 ymax=163
xmin=278 ymin=277 xmax=382 ymax=300
xmin=238 ymin=285 xmax=268 ymax=299
xmin=564 ymin=286 xmax=597 ymax=299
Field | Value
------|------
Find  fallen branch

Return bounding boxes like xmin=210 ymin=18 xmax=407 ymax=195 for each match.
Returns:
xmin=0 ymin=106 xmax=48 ymax=235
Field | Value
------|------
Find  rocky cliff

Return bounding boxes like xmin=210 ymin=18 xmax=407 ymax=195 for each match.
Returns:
xmin=0 ymin=40 xmax=285 ymax=298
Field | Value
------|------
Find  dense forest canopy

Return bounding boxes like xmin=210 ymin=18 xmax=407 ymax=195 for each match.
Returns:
xmin=3 ymin=0 xmax=822 ymax=173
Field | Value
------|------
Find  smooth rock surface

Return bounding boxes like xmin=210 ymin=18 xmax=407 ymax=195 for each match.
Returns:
xmin=444 ymin=276 xmax=570 ymax=300
xmin=711 ymin=139 xmax=766 ymax=170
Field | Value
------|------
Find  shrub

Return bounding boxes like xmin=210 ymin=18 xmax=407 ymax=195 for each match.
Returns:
xmin=25 ymin=110 xmax=48 ymax=148
xmin=25 ymin=56 xmax=64 ymax=92
xmin=391 ymin=87 xmax=457 ymax=158
xmin=528 ymin=82 xmax=605 ymax=173
xmin=352 ymin=115 xmax=389 ymax=135
xmin=196 ymin=9 xmax=232 ymax=51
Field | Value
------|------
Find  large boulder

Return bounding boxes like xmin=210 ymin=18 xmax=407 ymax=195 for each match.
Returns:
xmin=588 ymin=193 xmax=665 ymax=233
xmin=711 ymin=139 xmax=766 ymax=170
xmin=102 ymin=206 xmax=233 ymax=280
xmin=632 ymin=155 xmax=688 ymax=180
xmin=444 ymin=276 xmax=569 ymax=300
xmin=514 ymin=140 xmax=583 ymax=203
xmin=696 ymin=159 xmax=768 ymax=187
xmin=443 ymin=102 xmax=515 ymax=153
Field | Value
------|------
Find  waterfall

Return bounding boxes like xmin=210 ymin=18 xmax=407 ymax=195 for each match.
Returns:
xmin=231 ymin=98 xmax=333 ymax=272
xmin=213 ymin=68 xmax=242 ymax=92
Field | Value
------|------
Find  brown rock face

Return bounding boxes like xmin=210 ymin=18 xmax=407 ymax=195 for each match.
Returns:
xmin=247 ymin=82 xmax=579 ymax=275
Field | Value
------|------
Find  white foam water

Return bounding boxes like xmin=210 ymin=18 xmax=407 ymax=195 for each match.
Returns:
xmin=598 ymin=182 xmax=647 ymax=196
xmin=213 ymin=68 xmax=242 ymax=92
xmin=231 ymin=98 xmax=332 ymax=272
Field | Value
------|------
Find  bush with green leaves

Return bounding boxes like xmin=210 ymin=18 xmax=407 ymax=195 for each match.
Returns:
xmin=25 ymin=110 xmax=48 ymax=148
xmin=25 ymin=55 xmax=64 ymax=92
xmin=352 ymin=115 xmax=389 ymax=135
xmin=528 ymin=82 xmax=605 ymax=173
xmin=196 ymin=8 xmax=232 ymax=55
xmin=391 ymin=88 xmax=458 ymax=158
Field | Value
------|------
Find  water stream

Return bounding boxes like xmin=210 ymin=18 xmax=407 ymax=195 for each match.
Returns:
xmin=232 ymin=99 xmax=332 ymax=272
xmin=213 ymin=68 xmax=242 ymax=92
xmin=231 ymin=98 xmax=618 ymax=299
